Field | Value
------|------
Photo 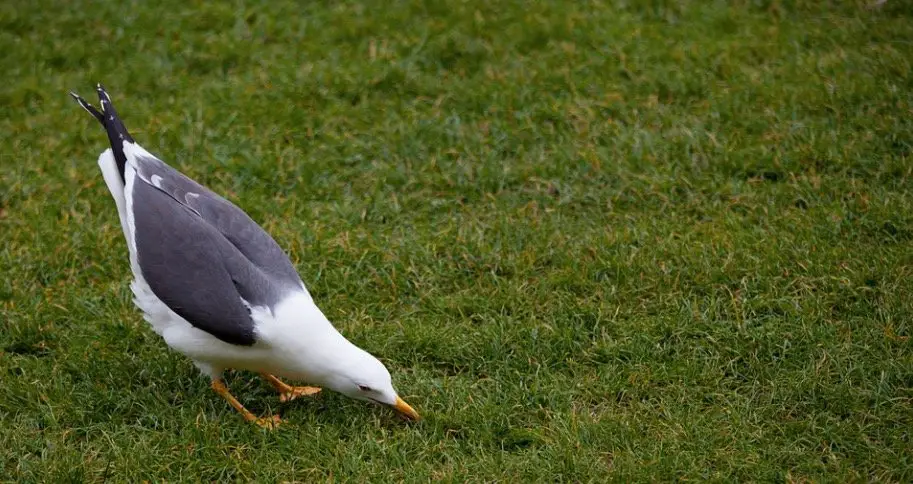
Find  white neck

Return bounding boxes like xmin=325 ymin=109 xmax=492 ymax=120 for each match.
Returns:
xmin=256 ymin=291 xmax=370 ymax=387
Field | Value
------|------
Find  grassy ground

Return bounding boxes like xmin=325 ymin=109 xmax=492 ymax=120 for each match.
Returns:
xmin=1 ymin=0 xmax=912 ymax=481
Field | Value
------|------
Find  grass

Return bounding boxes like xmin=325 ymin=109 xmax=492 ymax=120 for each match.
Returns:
xmin=1 ymin=0 xmax=912 ymax=480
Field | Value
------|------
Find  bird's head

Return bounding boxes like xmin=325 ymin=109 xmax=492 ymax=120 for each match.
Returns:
xmin=322 ymin=346 xmax=420 ymax=421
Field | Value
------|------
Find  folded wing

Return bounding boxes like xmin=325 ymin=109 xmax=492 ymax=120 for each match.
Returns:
xmin=128 ymin=151 xmax=305 ymax=346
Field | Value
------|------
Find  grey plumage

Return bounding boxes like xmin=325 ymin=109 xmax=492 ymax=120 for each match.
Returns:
xmin=72 ymin=85 xmax=305 ymax=347
xmin=131 ymin=154 xmax=305 ymax=346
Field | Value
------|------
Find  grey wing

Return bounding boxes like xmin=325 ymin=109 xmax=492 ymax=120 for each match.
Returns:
xmin=132 ymin=180 xmax=289 ymax=346
xmin=131 ymin=154 xmax=303 ymax=292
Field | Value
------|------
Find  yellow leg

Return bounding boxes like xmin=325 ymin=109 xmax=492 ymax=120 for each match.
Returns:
xmin=260 ymin=373 xmax=322 ymax=402
xmin=211 ymin=379 xmax=281 ymax=429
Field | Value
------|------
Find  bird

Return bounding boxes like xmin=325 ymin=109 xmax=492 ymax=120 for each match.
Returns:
xmin=69 ymin=84 xmax=419 ymax=427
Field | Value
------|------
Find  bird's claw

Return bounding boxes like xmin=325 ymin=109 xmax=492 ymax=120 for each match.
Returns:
xmin=279 ymin=386 xmax=322 ymax=403
xmin=254 ymin=414 xmax=282 ymax=429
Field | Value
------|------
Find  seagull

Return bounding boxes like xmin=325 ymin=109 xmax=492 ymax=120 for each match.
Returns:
xmin=69 ymin=85 xmax=419 ymax=427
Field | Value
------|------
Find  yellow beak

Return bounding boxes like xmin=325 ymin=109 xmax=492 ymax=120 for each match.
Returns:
xmin=393 ymin=396 xmax=420 ymax=421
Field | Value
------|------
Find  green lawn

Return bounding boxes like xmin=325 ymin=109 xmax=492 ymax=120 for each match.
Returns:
xmin=1 ymin=0 xmax=912 ymax=481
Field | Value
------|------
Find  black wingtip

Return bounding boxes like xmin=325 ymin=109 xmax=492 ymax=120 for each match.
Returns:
xmin=86 ymin=83 xmax=133 ymax=183
xmin=69 ymin=90 xmax=105 ymax=124
xmin=96 ymin=83 xmax=111 ymax=108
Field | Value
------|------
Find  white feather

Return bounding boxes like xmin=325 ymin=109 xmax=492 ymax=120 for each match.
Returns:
xmin=96 ymin=149 xmax=130 ymax=246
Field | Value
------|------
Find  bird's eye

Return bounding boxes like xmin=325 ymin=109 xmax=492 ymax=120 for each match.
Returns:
xmin=358 ymin=385 xmax=372 ymax=392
